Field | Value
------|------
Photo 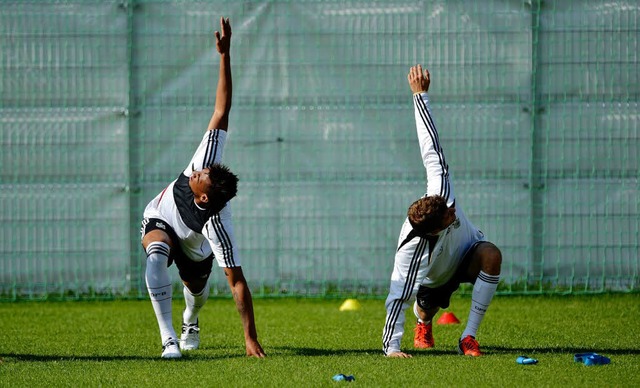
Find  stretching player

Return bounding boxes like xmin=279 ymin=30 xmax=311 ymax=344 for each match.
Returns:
xmin=382 ymin=65 xmax=502 ymax=358
xmin=140 ymin=17 xmax=265 ymax=359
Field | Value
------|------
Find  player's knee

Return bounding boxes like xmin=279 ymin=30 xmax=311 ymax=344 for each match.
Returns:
xmin=142 ymin=230 xmax=172 ymax=250
xmin=184 ymin=278 xmax=208 ymax=294
xmin=479 ymin=243 xmax=502 ymax=275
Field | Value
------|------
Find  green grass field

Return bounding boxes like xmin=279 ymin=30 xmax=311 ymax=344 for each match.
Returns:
xmin=1 ymin=294 xmax=638 ymax=387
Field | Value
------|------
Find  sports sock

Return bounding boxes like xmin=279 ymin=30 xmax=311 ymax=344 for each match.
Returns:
xmin=462 ymin=271 xmax=499 ymax=339
xmin=183 ymin=281 xmax=210 ymax=325
xmin=413 ymin=301 xmax=429 ymax=324
xmin=145 ymin=241 xmax=177 ymax=343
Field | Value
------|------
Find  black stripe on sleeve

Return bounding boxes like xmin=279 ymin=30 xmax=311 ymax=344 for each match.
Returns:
xmin=210 ymin=213 xmax=235 ymax=267
xmin=202 ymin=130 xmax=220 ymax=169
xmin=414 ymin=95 xmax=451 ymax=201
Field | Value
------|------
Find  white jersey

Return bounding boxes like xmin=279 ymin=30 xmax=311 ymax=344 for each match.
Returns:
xmin=143 ymin=129 xmax=240 ymax=268
xmin=382 ymin=92 xmax=485 ymax=355
xmin=394 ymin=205 xmax=484 ymax=288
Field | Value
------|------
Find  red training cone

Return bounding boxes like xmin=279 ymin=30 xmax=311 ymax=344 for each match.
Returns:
xmin=436 ymin=312 xmax=461 ymax=325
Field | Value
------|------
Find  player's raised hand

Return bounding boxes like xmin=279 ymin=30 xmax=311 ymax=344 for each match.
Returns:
xmin=408 ymin=64 xmax=430 ymax=94
xmin=215 ymin=17 xmax=232 ymax=55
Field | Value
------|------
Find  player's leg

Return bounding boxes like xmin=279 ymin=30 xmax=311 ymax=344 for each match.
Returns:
xmin=382 ymin=233 xmax=430 ymax=356
xmin=141 ymin=222 xmax=181 ymax=359
xmin=414 ymin=278 xmax=460 ymax=349
xmin=183 ymin=278 xmax=210 ymax=324
xmin=459 ymin=242 xmax=502 ymax=356
xmin=412 ymin=297 xmax=437 ymax=349
xmin=176 ymin=256 xmax=214 ymax=351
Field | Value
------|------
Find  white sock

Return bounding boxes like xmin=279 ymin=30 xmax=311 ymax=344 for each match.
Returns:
xmin=183 ymin=281 xmax=210 ymax=325
xmin=413 ymin=301 xmax=429 ymax=324
xmin=145 ymin=242 xmax=177 ymax=343
xmin=462 ymin=271 xmax=499 ymax=339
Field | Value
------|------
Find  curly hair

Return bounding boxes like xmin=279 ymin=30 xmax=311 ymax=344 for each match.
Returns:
xmin=205 ymin=163 xmax=239 ymax=213
xmin=407 ymin=195 xmax=449 ymax=234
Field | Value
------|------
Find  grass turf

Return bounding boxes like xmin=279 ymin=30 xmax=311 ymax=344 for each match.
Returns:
xmin=0 ymin=294 xmax=638 ymax=387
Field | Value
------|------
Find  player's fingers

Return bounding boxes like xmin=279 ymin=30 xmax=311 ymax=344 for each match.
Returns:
xmin=388 ymin=351 xmax=404 ymax=358
xmin=215 ymin=31 xmax=221 ymax=42
xmin=409 ymin=65 xmax=417 ymax=80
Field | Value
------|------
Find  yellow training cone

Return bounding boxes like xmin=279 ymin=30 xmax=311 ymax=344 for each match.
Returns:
xmin=339 ymin=298 xmax=361 ymax=311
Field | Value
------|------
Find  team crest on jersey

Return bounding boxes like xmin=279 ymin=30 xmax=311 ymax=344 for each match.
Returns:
xmin=155 ymin=221 xmax=166 ymax=230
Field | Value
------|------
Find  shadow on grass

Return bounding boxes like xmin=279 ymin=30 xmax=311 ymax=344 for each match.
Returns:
xmin=1 ymin=353 xmax=153 ymax=362
xmin=268 ymin=345 xmax=640 ymax=357
xmin=269 ymin=346 xmax=469 ymax=357
xmin=3 ymin=345 xmax=638 ymax=362
xmin=0 ymin=352 xmax=245 ymax=362
xmin=270 ymin=346 xmax=384 ymax=356
xmin=483 ymin=346 xmax=640 ymax=356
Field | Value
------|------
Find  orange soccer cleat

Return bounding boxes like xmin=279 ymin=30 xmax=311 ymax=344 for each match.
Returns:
xmin=458 ymin=335 xmax=482 ymax=357
xmin=413 ymin=321 xmax=435 ymax=349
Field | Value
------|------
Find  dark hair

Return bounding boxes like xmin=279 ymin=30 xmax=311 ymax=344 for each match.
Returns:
xmin=407 ymin=195 xmax=448 ymax=234
xmin=205 ymin=163 xmax=239 ymax=212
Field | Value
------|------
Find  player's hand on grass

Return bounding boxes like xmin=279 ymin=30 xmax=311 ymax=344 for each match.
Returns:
xmin=246 ymin=338 xmax=266 ymax=358
xmin=386 ymin=351 xmax=412 ymax=358
xmin=215 ymin=17 xmax=232 ymax=55
xmin=408 ymin=64 xmax=430 ymax=94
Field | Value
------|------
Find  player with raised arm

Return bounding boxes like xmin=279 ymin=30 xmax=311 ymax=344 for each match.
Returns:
xmin=381 ymin=65 xmax=502 ymax=358
xmin=140 ymin=17 xmax=265 ymax=359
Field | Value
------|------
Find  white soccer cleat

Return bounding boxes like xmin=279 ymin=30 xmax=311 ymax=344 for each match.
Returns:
xmin=180 ymin=321 xmax=200 ymax=351
xmin=161 ymin=338 xmax=182 ymax=359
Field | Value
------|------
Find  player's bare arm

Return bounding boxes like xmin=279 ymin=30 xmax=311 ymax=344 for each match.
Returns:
xmin=208 ymin=17 xmax=233 ymax=131
xmin=224 ymin=266 xmax=266 ymax=358
xmin=407 ymin=64 xmax=430 ymax=94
